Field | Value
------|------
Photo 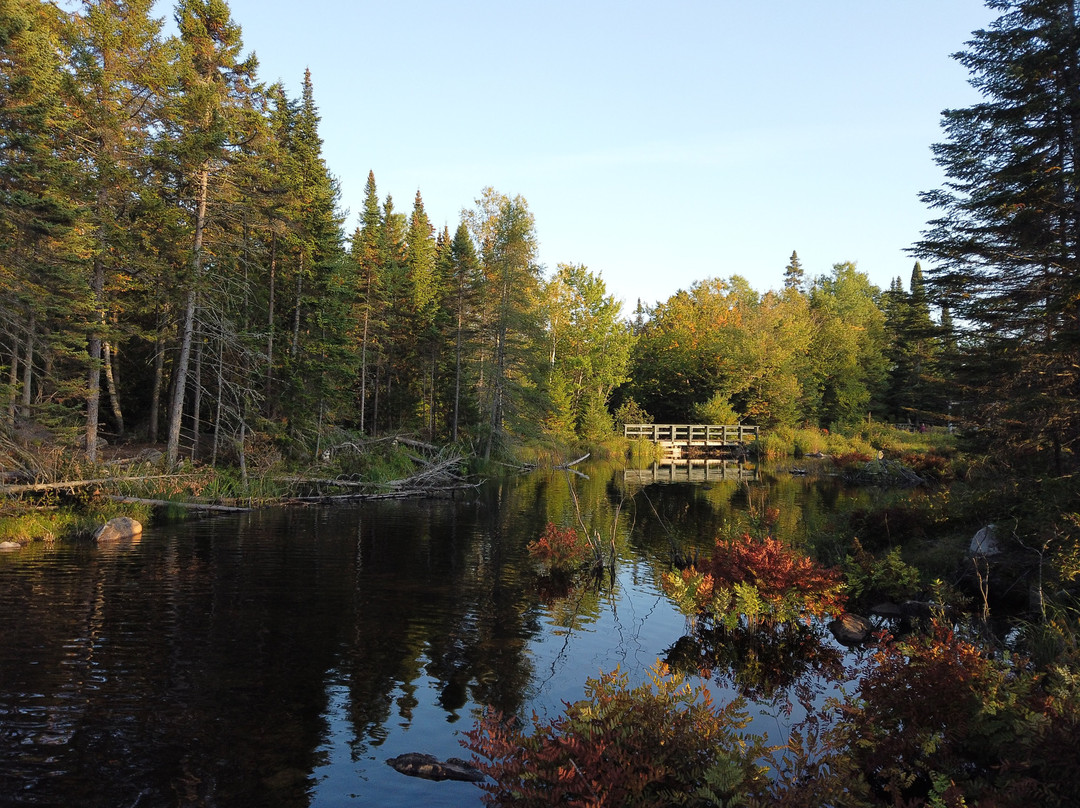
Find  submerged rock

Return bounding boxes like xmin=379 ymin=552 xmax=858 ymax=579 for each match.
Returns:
xmin=94 ymin=516 xmax=143 ymax=542
xmin=828 ymin=612 xmax=873 ymax=645
xmin=386 ymin=753 xmax=485 ymax=782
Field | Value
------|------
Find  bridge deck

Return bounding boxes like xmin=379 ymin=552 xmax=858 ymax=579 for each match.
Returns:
xmin=623 ymin=424 xmax=758 ymax=458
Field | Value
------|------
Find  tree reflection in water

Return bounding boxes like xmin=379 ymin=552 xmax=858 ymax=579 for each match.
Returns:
xmin=665 ymin=620 xmax=846 ymax=704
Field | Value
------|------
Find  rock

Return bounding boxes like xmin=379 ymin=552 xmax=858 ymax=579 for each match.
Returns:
xmin=828 ymin=612 xmax=873 ymax=645
xmin=0 ymin=541 xmax=21 ymax=551
xmin=870 ymin=601 xmax=904 ymax=619
xmin=970 ymin=524 xmax=1000 ymax=556
xmin=94 ymin=516 xmax=143 ymax=542
xmin=386 ymin=753 xmax=485 ymax=783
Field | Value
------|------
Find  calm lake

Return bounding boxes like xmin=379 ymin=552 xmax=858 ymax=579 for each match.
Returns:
xmin=0 ymin=460 xmax=879 ymax=807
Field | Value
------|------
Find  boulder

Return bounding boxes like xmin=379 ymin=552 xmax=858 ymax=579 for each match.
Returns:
xmin=94 ymin=516 xmax=143 ymax=542
xmin=970 ymin=524 xmax=1001 ymax=556
xmin=386 ymin=753 xmax=485 ymax=783
xmin=828 ymin=612 xmax=873 ymax=646
xmin=0 ymin=540 xmax=21 ymax=551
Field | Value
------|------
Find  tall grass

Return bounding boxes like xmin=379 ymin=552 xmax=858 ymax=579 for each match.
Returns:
xmin=756 ymin=424 xmax=956 ymax=462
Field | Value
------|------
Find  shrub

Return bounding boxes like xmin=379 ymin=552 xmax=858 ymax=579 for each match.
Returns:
xmin=662 ymin=534 xmax=846 ymax=630
xmin=843 ymin=538 xmax=922 ymax=608
xmin=841 ymin=622 xmax=1041 ymax=806
xmin=462 ymin=662 xmax=770 ymax=807
xmin=527 ymin=523 xmax=592 ymax=571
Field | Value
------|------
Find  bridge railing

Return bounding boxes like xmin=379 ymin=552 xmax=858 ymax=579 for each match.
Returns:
xmin=623 ymin=424 xmax=759 ymax=444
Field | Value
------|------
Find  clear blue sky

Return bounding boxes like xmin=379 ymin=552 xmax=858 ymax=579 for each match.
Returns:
xmin=169 ymin=0 xmax=998 ymax=310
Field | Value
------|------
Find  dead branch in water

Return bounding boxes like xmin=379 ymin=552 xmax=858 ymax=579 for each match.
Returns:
xmin=283 ymin=451 xmax=481 ymax=502
xmin=109 ymin=495 xmax=251 ymax=513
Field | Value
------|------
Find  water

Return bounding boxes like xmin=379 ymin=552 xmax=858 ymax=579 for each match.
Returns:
xmin=0 ymin=461 xmax=872 ymax=807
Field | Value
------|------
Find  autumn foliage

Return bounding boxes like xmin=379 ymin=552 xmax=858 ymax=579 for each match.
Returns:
xmin=462 ymin=662 xmax=769 ymax=807
xmin=527 ymin=522 xmax=592 ymax=571
xmin=662 ymin=534 xmax=846 ymax=629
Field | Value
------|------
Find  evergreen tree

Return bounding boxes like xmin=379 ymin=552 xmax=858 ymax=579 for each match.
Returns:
xmin=783 ymin=250 xmax=806 ymax=292
xmin=445 ymin=220 xmax=480 ymax=443
xmin=0 ymin=0 xmax=82 ymax=434
xmin=351 ymin=170 xmax=382 ymax=433
xmin=69 ymin=0 xmax=170 ymax=455
xmin=915 ymin=0 xmax=1080 ymax=468
xmin=280 ymin=68 xmax=347 ymax=446
xmin=162 ymin=0 xmax=258 ymax=467
xmin=406 ymin=190 xmax=440 ymax=436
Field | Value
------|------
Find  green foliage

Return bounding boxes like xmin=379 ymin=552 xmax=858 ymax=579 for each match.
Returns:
xmin=689 ymin=391 xmax=740 ymax=425
xmin=612 ymin=398 xmax=652 ymax=440
xmin=843 ymin=538 xmax=922 ymax=608
xmin=0 ymin=490 xmax=153 ymax=542
xmin=462 ymin=661 xmax=770 ymax=807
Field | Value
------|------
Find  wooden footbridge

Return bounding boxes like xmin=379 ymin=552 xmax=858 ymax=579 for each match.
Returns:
xmin=623 ymin=423 xmax=759 ymax=459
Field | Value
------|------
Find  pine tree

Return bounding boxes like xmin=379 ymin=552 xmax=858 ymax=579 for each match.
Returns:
xmin=446 ymin=220 xmax=479 ymax=442
xmin=915 ymin=0 xmax=1080 ymax=468
xmin=783 ymin=250 xmax=806 ymax=292
xmin=406 ymin=190 xmax=440 ymax=436
xmin=162 ymin=0 xmax=258 ymax=467
xmin=351 ymin=170 xmax=382 ymax=434
xmin=69 ymin=0 xmax=170 ymax=456
xmin=0 ymin=0 xmax=82 ymax=434
xmin=280 ymin=68 xmax=347 ymax=447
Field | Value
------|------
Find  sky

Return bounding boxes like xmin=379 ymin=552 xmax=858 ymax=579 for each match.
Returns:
xmin=160 ymin=0 xmax=999 ymax=310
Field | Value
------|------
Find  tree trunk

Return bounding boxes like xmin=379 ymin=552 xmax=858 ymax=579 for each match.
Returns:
xmin=291 ymin=251 xmax=303 ymax=358
xmin=212 ymin=335 xmax=223 ymax=465
xmin=266 ymin=229 xmax=276 ymax=403
xmin=360 ymin=305 xmax=369 ymax=434
xmin=86 ymin=257 xmax=104 ymax=461
xmin=148 ymin=311 xmax=165 ymax=444
xmin=452 ymin=302 xmax=462 ymax=444
xmin=190 ymin=328 xmax=203 ymax=462
xmin=103 ymin=341 xmax=124 ymax=436
xmin=21 ymin=312 xmax=35 ymax=420
xmin=166 ymin=165 xmax=209 ymax=468
xmin=5 ymin=341 xmax=17 ymax=431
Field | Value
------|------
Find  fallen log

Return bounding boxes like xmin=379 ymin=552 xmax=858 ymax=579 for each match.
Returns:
xmin=109 ymin=495 xmax=251 ymax=513
xmin=286 ymin=482 xmax=483 ymax=504
xmin=275 ymin=476 xmax=369 ymax=489
xmin=387 ymin=753 xmax=485 ymax=783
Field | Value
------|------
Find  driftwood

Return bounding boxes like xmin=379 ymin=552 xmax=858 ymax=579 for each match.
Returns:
xmin=285 ymin=452 xmax=481 ymax=503
xmin=275 ymin=476 xmax=370 ymax=489
xmin=556 ymin=453 xmax=590 ymax=469
xmin=386 ymin=753 xmax=485 ymax=783
xmin=287 ymin=482 xmax=482 ymax=504
xmin=109 ymin=495 xmax=251 ymax=513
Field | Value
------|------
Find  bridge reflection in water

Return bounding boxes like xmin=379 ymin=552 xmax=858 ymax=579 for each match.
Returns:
xmin=623 ymin=459 xmax=758 ymax=486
